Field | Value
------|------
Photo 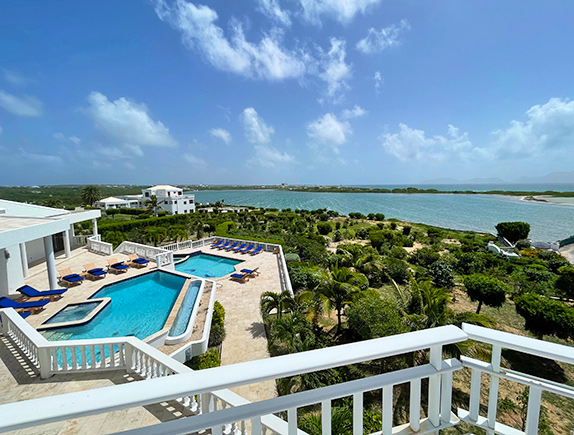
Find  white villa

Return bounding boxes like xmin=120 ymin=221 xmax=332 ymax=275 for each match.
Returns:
xmin=95 ymin=184 xmax=196 ymax=215
xmin=0 ymin=199 xmax=100 ymax=297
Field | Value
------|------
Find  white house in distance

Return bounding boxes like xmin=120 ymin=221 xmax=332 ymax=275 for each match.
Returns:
xmin=0 ymin=199 xmax=101 ymax=297
xmin=95 ymin=185 xmax=195 ymax=215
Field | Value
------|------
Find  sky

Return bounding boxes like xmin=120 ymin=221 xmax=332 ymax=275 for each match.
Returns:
xmin=1 ymin=0 xmax=574 ymax=186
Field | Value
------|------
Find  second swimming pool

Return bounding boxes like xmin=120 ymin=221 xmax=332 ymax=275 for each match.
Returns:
xmin=174 ymin=252 xmax=242 ymax=278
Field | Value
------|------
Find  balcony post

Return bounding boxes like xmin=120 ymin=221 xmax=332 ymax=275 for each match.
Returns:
xmin=524 ymin=386 xmax=542 ymax=435
xmin=92 ymin=218 xmax=98 ymax=237
xmin=487 ymin=344 xmax=501 ymax=430
xmin=43 ymin=236 xmax=59 ymax=290
xmin=19 ymin=243 xmax=29 ymax=278
xmin=63 ymin=230 xmax=71 ymax=258
xmin=428 ymin=345 xmax=442 ymax=431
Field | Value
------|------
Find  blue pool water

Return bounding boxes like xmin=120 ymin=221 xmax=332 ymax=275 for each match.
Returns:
xmin=169 ymin=280 xmax=202 ymax=337
xmin=44 ymin=301 xmax=102 ymax=324
xmin=174 ymin=253 xmax=241 ymax=278
xmin=41 ymin=272 xmax=186 ymax=342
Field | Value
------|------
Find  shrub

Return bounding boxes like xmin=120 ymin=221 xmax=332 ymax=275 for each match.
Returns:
xmin=284 ymin=253 xmax=301 ymax=263
xmin=209 ymin=301 xmax=226 ymax=347
xmin=188 ymin=348 xmax=221 ymax=370
xmin=495 ymin=222 xmax=531 ymax=244
xmin=429 ymin=261 xmax=455 ymax=289
xmin=383 ymin=258 xmax=410 ymax=284
xmin=409 ymin=248 xmax=440 ymax=267
xmin=402 ymin=226 xmax=411 ymax=236
xmin=355 ymin=228 xmax=370 ymax=240
xmin=316 ymin=222 xmax=333 ymax=235
xmin=348 ymin=212 xmax=366 ymax=219
xmin=390 ymin=246 xmax=408 ymax=260
xmin=463 ymin=274 xmax=507 ymax=314
xmin=515 ymin=293 xmax=574 ymax=339
xmin=346 ymin=291 xmax=407 ymax=340
xmin=556 ymin=265 xmax=574 ymax=299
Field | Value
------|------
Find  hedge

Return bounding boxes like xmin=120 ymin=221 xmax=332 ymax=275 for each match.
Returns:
xmin=515 ymin=293 xmax=574 ymax=339
xmin=209 ymin=301 xmax=226 ymax=347
xmin=188 ymin=348 xmax=221 ymax=370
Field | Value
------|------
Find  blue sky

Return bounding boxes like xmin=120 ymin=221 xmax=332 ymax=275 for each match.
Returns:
xmin=1 ymin=0 xmax=574 ymax=185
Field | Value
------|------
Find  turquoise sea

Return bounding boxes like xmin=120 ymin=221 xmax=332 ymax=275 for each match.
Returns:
xmin=192 ymin=189 xmax=574 ymax=242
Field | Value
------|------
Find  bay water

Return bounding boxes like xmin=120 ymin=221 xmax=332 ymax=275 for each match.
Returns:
xmin=192 ymin=190 xmax=574 ymax=242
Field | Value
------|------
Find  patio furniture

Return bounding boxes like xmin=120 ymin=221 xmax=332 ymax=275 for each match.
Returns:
xmin=58 ymin=268 xmax=85 ymax=286
xmin=83 ymin=263 xmax=108 ymax=279
xmin=0 ymin=297 xmax=50 ymax=314
xmin=16 ymin=285 xmax=67 ymax=301
xmin=231 ymin=243 xmax=246 ymax=252
xmin=230 ymin=273 xmax=249 ymax=283
xmin=127 ymin=254 xmax=149 ymax=268
xmin=210 ymin=239 xmax=222 ymax=248
xmin=240 ymin=267 xmax=260 ymax=278
xmin=107 ymin=258 xmax=129 ymax=274
xmin=225 ymin=242 xmax=239 ymax=251
xmin=250 ymin=246 xmax=263 ymax=255
xmin=239 ymin=244 xmax=254 ymax=254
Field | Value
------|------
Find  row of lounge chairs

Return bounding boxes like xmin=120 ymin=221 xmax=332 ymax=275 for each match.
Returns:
xmin=0 ymin=285 xmax=69 ymax=318
xmin=230 ymin=267 xmax=260 ymax=283
xmin=56 ymin=255 xmax=150 ymax=286
xmin=210 ymin=240 xmax=263 ymax=256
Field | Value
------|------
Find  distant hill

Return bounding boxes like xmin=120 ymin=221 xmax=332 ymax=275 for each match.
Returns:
xmin=424 ymin=176 xmax=509 ymax=184
xmin=514 ymin=171 xmax=574 ymax=184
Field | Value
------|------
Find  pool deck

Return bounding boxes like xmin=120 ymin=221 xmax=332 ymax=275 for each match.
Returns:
xmin=1 ymin=244 xmax=283 ymax=433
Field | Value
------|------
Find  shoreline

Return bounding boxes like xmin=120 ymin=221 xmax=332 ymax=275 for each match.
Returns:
xmin=521 ymin=195 xmax=574 ymax=206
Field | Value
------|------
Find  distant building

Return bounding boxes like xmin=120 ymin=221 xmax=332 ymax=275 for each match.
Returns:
xmin=94 ymin=196 xmax=139 ymax=210
xmin=95 ymin=185 xmax=196 ymax=215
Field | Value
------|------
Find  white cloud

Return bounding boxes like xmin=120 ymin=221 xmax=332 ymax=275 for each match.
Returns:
xmin=0 ymin=90 xmax=43 ymax=117
xmin=307 ymin=113 xmax=351 ymax=152
xmin=85 ymin=91 xmax=177 ymax=152
xmin=374 ymin=71 xmax=383 ymax=94
xmin=2 ymin=69 xmax=32 ymax=86
xmin=124 ymin=162 xmax=136 ymax=170
xmin=356 ymin=20 xmax=410 ymax=54
xmin=380 ymin=123 xmax=486 ymax=162
xmin=341 ymin=105 xmax=366 ymax=120
xmin=319 ymin=38 xmax=352 ymax=103
xmin=299 ymin=0 xmax=381 ymax=24
xmin=210 ymin=128 xmax=232 ymax=144
xmin=248 ymin=144 xmax=295 ymax=168
xmin=184 ymin=153 xmax=207 ymax=165
xmin=242 ymin=107 xmax=275 ymax=144
xmin=257 ymin=0 xmax=291 ymax=26
xmin=54 ymin=132 xmax=81 ymax=145
xmin=491 ymin=98 xmax=574 ymax=158
xmin=93 ymin=160 xmax=111 ymax=169
xmin=19 ymin=148 xmax=63 ymax=164
xmin=153 ymin=0 xmax=306 ymax=81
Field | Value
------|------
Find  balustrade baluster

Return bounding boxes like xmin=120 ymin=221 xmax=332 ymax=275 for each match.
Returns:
xmin=321 ymin=400 xmax=331 ymax=435
xmin=352 ymin=392 xmax=363 ymax=435
xmin=487 ymin=345 xmax=501 ymax=430
xmin=468 ymin=368 xmax=482 ymax=421
xmin=524 ymin=386 xmax=542 ymax=435
xmin=409 ymin=378 xmax=421 ymax=431
xmin=382 ymin=386 xmax=393 ymax=435
xmin=287 ymin=408 xmax=297 ymax=435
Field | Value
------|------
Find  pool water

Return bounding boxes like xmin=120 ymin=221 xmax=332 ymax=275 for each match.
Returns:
xmin=41 ymin=272 xmax=186 ymax=342
xmin=168 ymin=280 xmax=202 ymax=338
xmin=174 ymin=253 xmax=241 ymax=278
xmin=44 ymin=301 xmax=101 ymax=324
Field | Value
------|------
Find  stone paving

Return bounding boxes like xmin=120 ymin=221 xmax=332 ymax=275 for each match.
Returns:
xmin=1 ymin=243 xmax=284 ymax=433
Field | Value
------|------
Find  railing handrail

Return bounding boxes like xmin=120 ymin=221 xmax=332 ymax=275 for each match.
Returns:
xmin=462 ymin=323 xmax=574 ymax=366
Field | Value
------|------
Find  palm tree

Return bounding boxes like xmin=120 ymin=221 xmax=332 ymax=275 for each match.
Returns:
xmin=145 ymin=227 xmax=167 ymax=247
xmin=319 ymin=265 xmax=362 ymax=335
xmin=260 ymin=291 xmax=294 ymax=319
xmin=145 ymin=195 xmax=165 ymax=217
xmin=81 ymin=185 xmax=101 ymax=207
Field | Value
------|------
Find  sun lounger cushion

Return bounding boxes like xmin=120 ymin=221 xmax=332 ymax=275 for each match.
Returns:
xmin=0 ymin=297 xmax=50 ymax=309
xmin=111 ymin=263 xmax=128 ymax=269
xmin=132 ymin=258 xmax=149 ymax=264
xmin=241 ymin=269 xmax=259 ymax=274
xmin=88 ymin=268 xmax=104 ymax=273
xmin=17 ymin=285 xmax=67 ymax=297
xmin=19 ymin=311 xmax=31 ymax=319
xmin=62 ymin=274 xmax=84 ymax=282
xmin=88 ymin=269 xmax=107 ymax=276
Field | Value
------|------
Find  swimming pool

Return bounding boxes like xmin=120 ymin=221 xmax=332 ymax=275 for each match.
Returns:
xmin=167 ymin=279 xmax=203 ymax=342
xmin=174 ymin=252 xmax=242 ymax=278
xmin=41 ymin=271 xmax=186 ymax=342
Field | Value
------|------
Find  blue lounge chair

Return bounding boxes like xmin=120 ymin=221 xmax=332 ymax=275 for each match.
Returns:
xmin=17 ymin=285 xmax=67 ymax=301
xmin=250 ymin=246 xmax=263 ymax=256
xmin=107 ymin=258 xmax=129 ymax=274
xmin=239 ymin=244 xmax=254 ymax=254
xmin=127 ymin=255 xmax=149 ymax=268
xmin=83 ymin=263 xmax=108 ymax=279
xmin=232 ymin=243 xmax=246 ymax=252
xmin=211 ymin=239 xmax=222 ymax=248
xmin=0 ymin=297 xmax=50 ymax=314
xmin=230 ymin=273 xmax=249 ymax=283
xmin=58 ymin=268 xmax=84 ymax=286
xmin=241 ymin=267 xmax=260 ymax=277
xmin=20 ymin=311 xmax=31 ymax=319
xmin=218 ymin=241 xmax=231 ymax=250
xmin=225 ymin=242 xmax=239 ymax=251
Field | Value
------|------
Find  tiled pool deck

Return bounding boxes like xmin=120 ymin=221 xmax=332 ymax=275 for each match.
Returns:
xmin=1 ymin=244 xmax=282 ymax=434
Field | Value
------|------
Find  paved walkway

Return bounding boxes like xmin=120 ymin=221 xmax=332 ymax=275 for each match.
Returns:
xmin=175 ymin=247 xmax=280 ymax=402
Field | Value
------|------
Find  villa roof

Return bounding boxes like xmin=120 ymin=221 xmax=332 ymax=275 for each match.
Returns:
xmin=96 ymin=196 xmax=130 ymax=203
xmin=0 ymin=199 xmax=67 ymax=218
xmin=146 ymin=185 xmax=181 ymax=191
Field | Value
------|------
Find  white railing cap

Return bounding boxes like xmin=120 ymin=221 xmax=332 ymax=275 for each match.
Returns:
xmin=462 ymin=323 xmax=574 ymax=366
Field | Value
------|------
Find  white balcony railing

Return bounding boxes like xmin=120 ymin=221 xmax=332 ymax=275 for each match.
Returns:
xmin=114 ymin=241 xmax=174 ymax=268
xmin=2 ymin=306 xmax=573 ymax=435
xmin=87 ymin=234 xmax=113 ymax=256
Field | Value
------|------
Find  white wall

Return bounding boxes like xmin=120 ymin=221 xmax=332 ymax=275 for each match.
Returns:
xmin=25 ymin=238 xmax=46 ymax=264
xmin=0 ymin=245 xmax=25 ymax=296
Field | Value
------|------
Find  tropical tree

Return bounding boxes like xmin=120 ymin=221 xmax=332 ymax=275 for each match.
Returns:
xmin=260 ymin=291 xmax=295 ymax=319
xmin=145 ymin=227 xmax=167 ymax=247
xmin=464 ymin=274 xmax=507 ymax=314
xmin=495 ymin=221 xmax=530 ymax=244
xmin=319 ymin=265 xmax=362 ymax=335
xmin=168 ymin=225 xmax=189 ymax=242
xmin=81 ymin=185 xmax=101 ymax=207
xmin=145 ymin=195 xmax=165 ymax=217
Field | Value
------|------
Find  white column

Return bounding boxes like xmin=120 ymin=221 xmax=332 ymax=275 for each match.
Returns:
xmin=63 ymin=230 xmax=71 ymax=258
xmin=70 ymin=224 xmax=76 ymax=237
xmin=19 ymin=243 xmax=29 ymax=278
xmin=43 ymin=236 xmax=59 ymax=290
xmin=92 ymin=218 xmax=98 ymax=236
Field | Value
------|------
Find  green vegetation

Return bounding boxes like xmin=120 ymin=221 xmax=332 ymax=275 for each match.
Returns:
xmin=209 ymin=301 xmax=226 ymax=347
xmin=464 ymin=274 xmax=507 ymax=314
xmin=495 ymin=221 xmax=531 ymax=244
xmin=515 ymin=294 xmax=574 ymax=339
xmin=188 ymin=348 xmax=221 ymax=370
